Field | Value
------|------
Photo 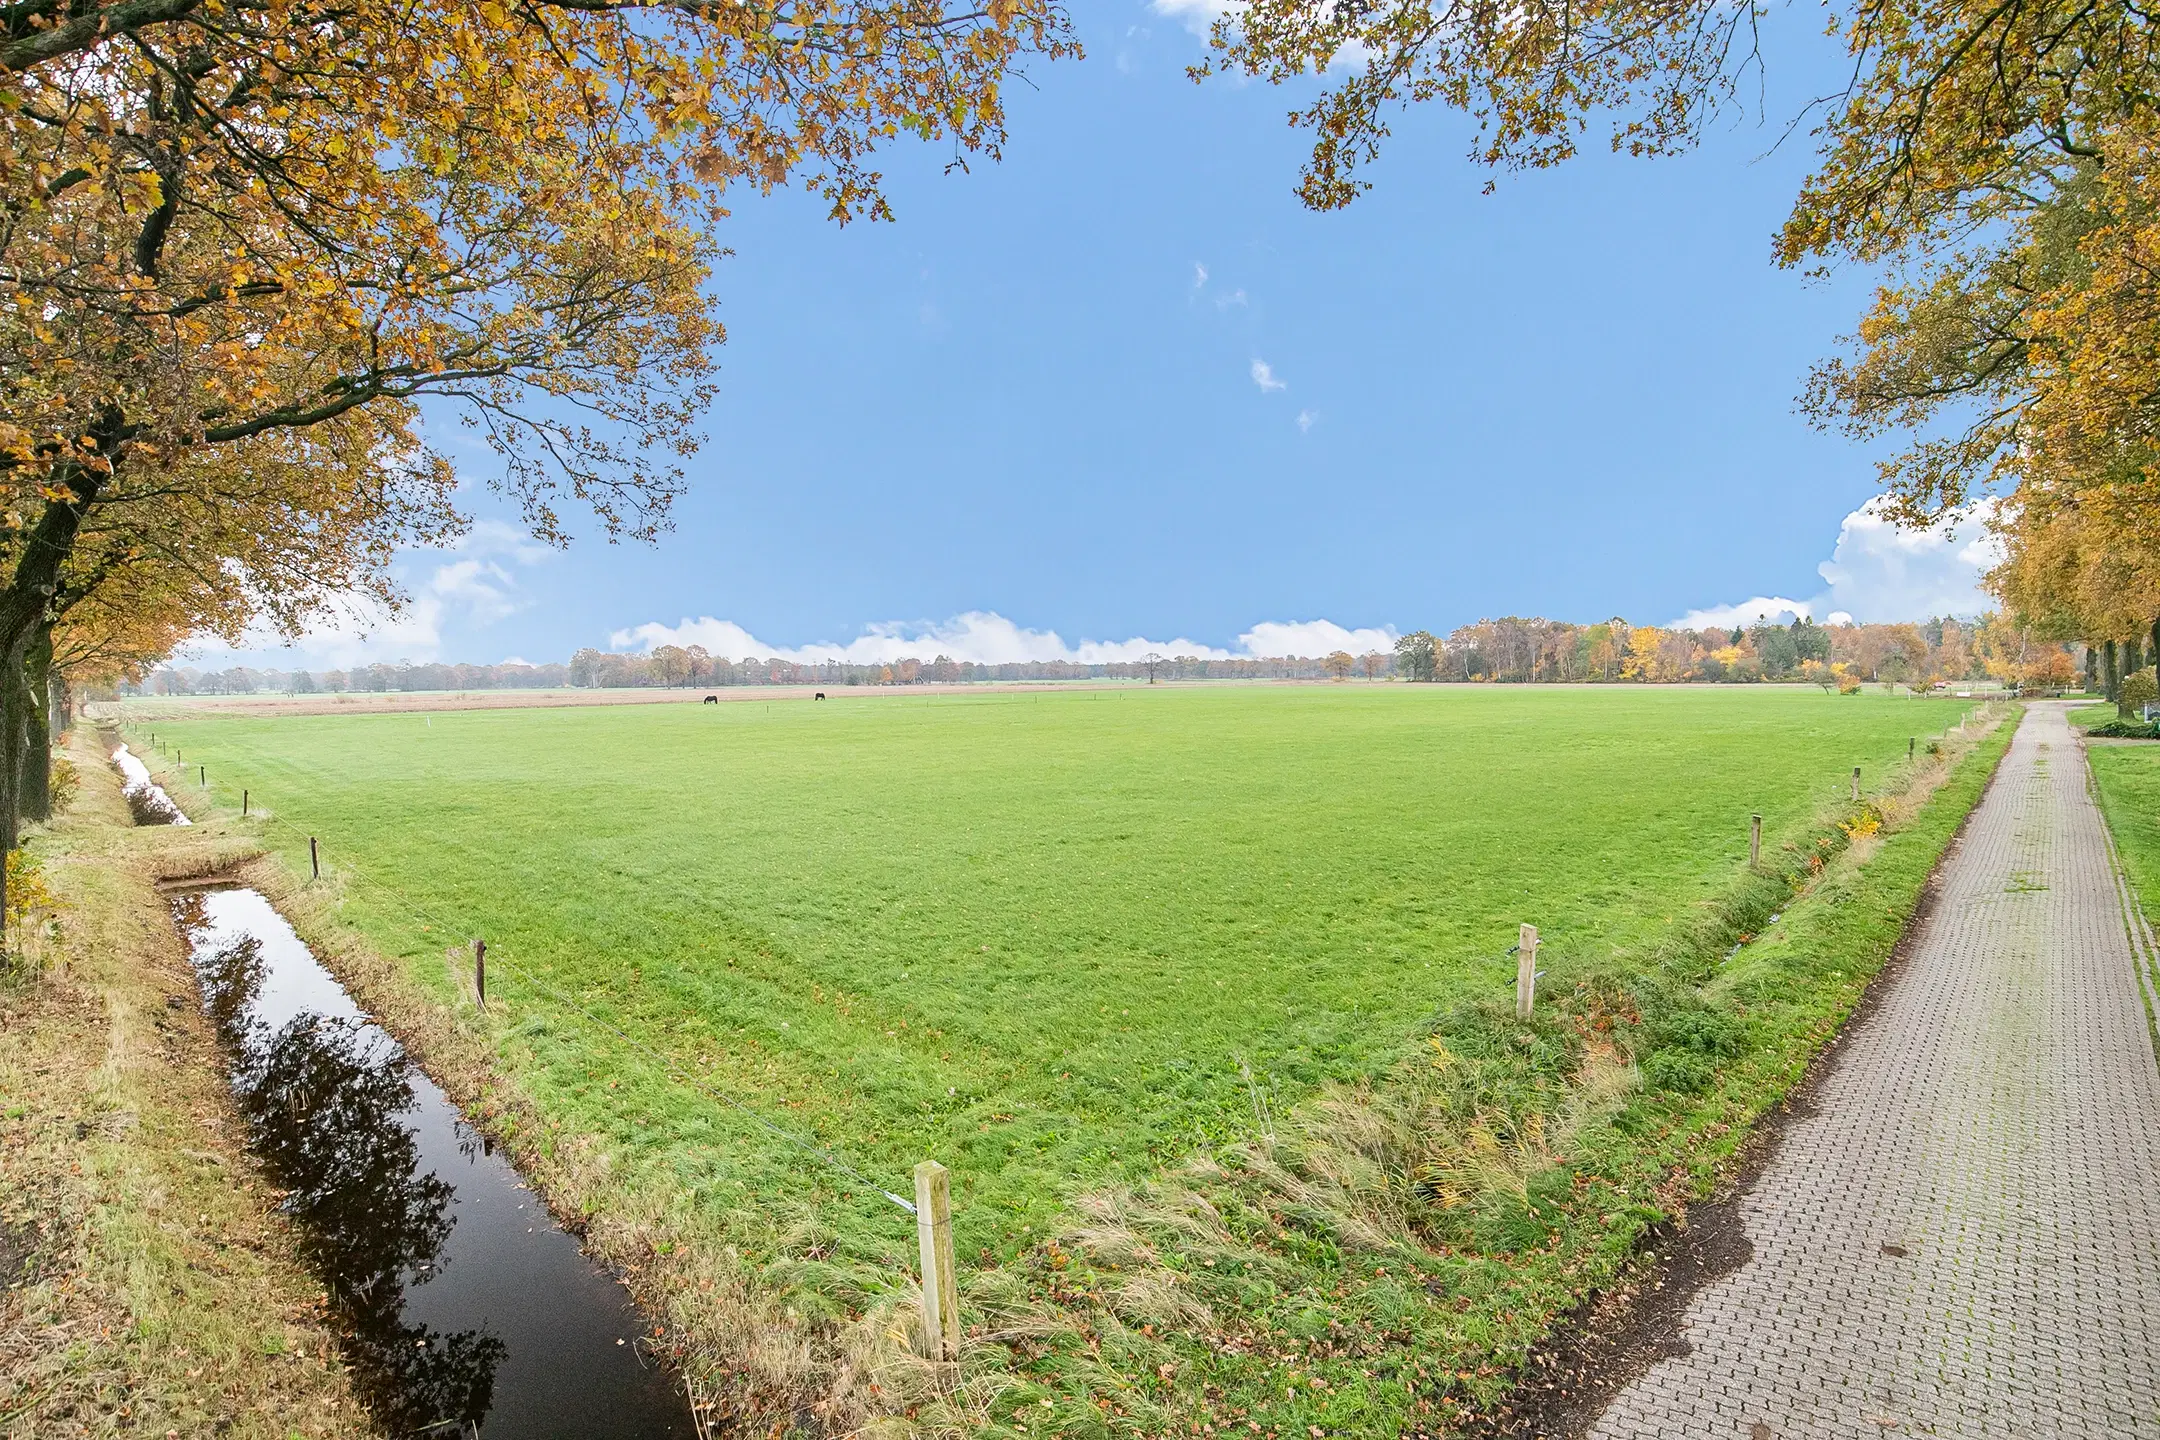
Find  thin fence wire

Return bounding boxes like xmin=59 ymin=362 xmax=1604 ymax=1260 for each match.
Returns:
xmin=121 ymin=723 xmax=919 ymax=1215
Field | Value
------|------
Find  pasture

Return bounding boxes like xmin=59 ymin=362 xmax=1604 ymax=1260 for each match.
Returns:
xmin=134 ymin=685 xmax=1975 ymax=1259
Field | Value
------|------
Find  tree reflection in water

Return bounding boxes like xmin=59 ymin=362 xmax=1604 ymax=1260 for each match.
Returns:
xmin=188 ymin=916 xmax=503 ymax=1436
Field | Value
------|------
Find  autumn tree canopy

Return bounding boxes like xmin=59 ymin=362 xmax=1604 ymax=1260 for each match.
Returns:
xmin=1204 ymin=0 xmax=2160 ymax=653
xmin=1206 ymin=0 xmax=2156 ymax=259
xmin=0 ymin=0 xmax=1072 ymax=903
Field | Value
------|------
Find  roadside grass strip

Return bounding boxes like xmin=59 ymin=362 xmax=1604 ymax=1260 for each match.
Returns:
xmin=2081 ymin=743 xmax=2160 ymax=1051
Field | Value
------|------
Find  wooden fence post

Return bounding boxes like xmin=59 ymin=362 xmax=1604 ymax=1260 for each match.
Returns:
xmin=199 ymin=765 xmax=205 ymax=787
xmin=309 ymin=836 xmax=319 ymax=879
xmin=1908 ymin=737 xmax=1915 ymax=762
xmin=1851 ymin=766 xmax=1861 ymax=801
xmin=1515 ymin=923 xmax=1540 ymax=1021
xmin=242 ymin=788 xmax=248 ymax=816
xmin=914 ymin=1160 xmax=960 ymax=1362
xmin=474 ymin=938 xmax=487 ymax=1012
xmin=1750 ymin=813 xmax=1762 ymax=868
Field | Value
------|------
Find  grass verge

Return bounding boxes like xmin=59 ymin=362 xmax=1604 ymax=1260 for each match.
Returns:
xmin=0 ymin=728 xmax=364 ymax=1438
xmin=107 ymin=700 xmax=2017 ymax=1437
xmin=2080 ymin=739 xmax=2160 ymax=1034
xmin=942 ymin=706 xmax=2019 ymax=1438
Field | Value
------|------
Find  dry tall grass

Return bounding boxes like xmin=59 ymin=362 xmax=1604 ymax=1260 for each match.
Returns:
xmin=0 ymin=729 xmax=362 ymax=1438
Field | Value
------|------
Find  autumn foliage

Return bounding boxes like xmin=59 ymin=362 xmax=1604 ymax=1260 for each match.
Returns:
xmin=1208 ymin=0 xmax=2160 ymax=674
xmin=0 ymin=0 xmax=1072 ymax=904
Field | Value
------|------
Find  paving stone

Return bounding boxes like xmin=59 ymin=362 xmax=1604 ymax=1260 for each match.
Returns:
xmin=1591 ymin=704 xmax=2160 ymax=1440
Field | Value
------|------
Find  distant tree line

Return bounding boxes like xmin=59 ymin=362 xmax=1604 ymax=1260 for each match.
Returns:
xmin=127 ymin=649 xmax=1392 ymax=695
xmin=565 ymin=647 xmax=1392 ymax=688
xmin=1394 ymin=615 xmax=2077 ymax=689
xmin=128 ymin=661 xmax=570 ymax=697
xmin=125 ymin=614 xmax=2084 ymax=699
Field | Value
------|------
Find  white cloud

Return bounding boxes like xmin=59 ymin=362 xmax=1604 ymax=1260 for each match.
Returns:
xmin=1667 ymin=499 xmax=2002 ymax=629
xmin=610 ymin=611 xmax=1398 ymax=665
xmin=1215 ymin=288 xmax=1248 ymax=309
xmin=1815 ymin=498 xmax=2001 ymax=621
xmin=1667 ymin=596 xmax=1815 ymax=631
xmin=1297 ymin=409 xmax=1317 ymax=433
xmin=1153 ymin=0 xmax=1237 ymax=35
xmin=1192 ymin=261 xmax=1209 ymax=289
xmin=178 ymin=521 xmax=552 ymax=670
xmin=1250 ymin=359 xmax=1286 ymax=393
xmin=1232 ymin=619 xmax=1395 ymax=657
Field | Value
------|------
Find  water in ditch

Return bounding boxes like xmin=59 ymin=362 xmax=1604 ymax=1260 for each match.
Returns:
xmin=111 ymin=743 xmax=190 ymax=825
xmin=171 ymin=886 xmax=698 ymax=1438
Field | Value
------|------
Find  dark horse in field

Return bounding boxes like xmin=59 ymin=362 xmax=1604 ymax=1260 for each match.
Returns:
xmin=702 ymin=695 xmax=718 ymax=704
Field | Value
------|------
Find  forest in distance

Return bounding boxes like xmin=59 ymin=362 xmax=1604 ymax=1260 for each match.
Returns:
xmin=136 ymin=613 xmax=2073 ymax=698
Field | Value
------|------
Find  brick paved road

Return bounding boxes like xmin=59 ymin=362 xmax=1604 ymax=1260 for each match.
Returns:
xmin=1590 ymin=703 xmax=2160 ymax=1439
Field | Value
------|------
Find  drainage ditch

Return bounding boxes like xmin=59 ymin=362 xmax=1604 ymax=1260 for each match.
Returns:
xmin=118 ymin=745 xmax=695 ymax=1437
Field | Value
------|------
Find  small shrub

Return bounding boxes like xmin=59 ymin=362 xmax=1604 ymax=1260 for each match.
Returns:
xmin=6 ymin=848 xmax=50 ymax=925
xmin=1837 ymin=675 xmax=1863 ymax=695
xmin=1630 ymin=977 xmax=1747 ymax=1097
xmin=2 ymin=848 xmax=54 ymax=974
xmin=1641 ymin=1049 xmax=1715 ymax=1095
xmin=2118 ymin=670 xmax=2157 ymax=719
xmin=48 ymin=757 xmax=78 ymax=815
xmin=1642 ymin=1004 xmax=1746 ymax=1059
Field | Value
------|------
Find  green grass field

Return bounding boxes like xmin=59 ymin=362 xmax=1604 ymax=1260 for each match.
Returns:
xmin=127 ymin=684 xmax=1995 ymax=1433
xmin=134 ymin=687 xmax=1967 ymax=1230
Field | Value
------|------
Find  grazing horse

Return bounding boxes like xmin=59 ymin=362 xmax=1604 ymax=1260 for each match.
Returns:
xmin=814 ymin=692 xmax=826 ymax=700
xmin=702 ymin=695 xmax=719 ymax=704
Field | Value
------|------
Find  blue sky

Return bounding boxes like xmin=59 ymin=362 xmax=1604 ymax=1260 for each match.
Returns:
xmin=199 ymin=3 xmax=2001 ymax=672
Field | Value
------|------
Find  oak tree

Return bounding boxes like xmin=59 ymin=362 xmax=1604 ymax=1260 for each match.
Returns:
xmin=0 ymin=0 xmax=1073 ymax=916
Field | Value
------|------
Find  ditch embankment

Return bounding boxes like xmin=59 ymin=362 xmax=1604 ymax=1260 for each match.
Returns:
xmin=0 ymin=729 xmax=362 ymax=1438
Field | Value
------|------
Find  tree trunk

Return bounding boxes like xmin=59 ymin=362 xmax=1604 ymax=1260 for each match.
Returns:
xmin=0 ymin=443 xmax=113 ymax=945
xmin=2105 ymin=639 xmax=2120 ymax=700
xmin=18 ymin=625 xmax=53 ymax=825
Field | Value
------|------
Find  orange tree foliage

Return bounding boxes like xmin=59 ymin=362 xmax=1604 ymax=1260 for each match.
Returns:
xmin=1200 ymin=0 xmax=2159 ymax=256
xmin=0 ymin=0 xmax=1072 ymax=857
xmin=1204 ymin=0 xmax=2160 ymax=646
xmin=1803 ymin=130 xmax=2160 ymax=646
